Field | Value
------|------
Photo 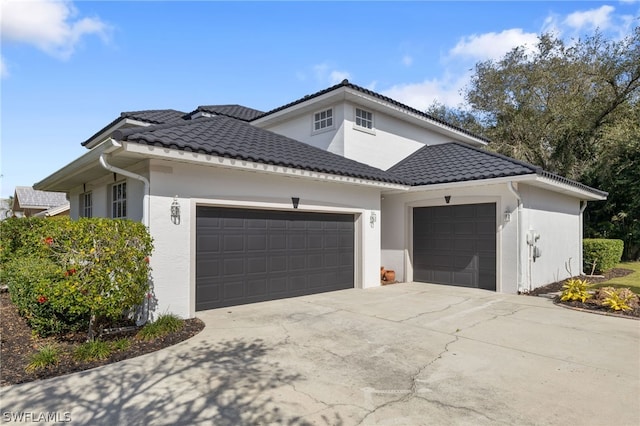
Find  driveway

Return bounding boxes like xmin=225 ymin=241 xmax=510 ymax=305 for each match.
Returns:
xmin=1 ymin=283 xmax=638 ymax=425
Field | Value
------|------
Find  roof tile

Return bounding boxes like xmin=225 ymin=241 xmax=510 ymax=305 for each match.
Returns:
xmin=114 ymin=116 xmax=407 ymax=185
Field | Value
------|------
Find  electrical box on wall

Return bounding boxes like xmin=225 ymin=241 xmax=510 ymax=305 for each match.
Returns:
xmin=526 ymin=230 xmax=540 ymax=246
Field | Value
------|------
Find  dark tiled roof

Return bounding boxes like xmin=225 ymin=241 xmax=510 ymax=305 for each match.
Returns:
xmin=112 ymin=116 xmax=407 ymax=185
xmin=14 ymin=186 xmax=68 ymax=208
xmin=252 ymin=80 xmax=490 ymax=144
xmin=120 ymin=109 xmax=187 ymax=124
xmin=388 ymin=142 xmax=607 ymax=197
xmin=389 ymin=142 xmax=537 ymax=185
xmin=188 ymin=105 xmax=264 ymax=121
xmin=82 ymin=109 xmax=187 ymax=146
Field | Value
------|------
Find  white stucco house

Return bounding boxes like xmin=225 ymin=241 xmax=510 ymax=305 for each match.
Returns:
xmin=35 ymin=80 xmax=606 ymax=318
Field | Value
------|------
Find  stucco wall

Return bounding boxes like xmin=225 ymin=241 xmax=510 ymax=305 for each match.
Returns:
xmin=519 ymin=184 xmax=582 ymax=289
xmin=148 ymin=159 xmax=383 ymax=318
xmin=261 ymin=103 xmax=346 ymax=156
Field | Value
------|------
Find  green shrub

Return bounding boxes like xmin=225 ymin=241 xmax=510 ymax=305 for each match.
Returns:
xmin=74 ymin=340 xmax=112 ymax=361
xmin=25 ymin=345 xmax=60 ymax=373
xmin=2 ymin=217 xmax=153 ymax=339
xmin=560 ymin=278 xmax=593 ymax=303
xmin=3 ymin=256 xmax=87 ymax=336
xmin=137 ymin=314 xmax=183 ymax=341
xmin=583 ymin=239 xmax=624 ymax=274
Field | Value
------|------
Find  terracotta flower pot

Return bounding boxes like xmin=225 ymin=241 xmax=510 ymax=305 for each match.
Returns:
xmin=385 ymin=270 xmax=396 ymax=282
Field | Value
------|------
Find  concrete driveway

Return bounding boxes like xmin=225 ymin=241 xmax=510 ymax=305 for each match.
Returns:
xmin=2 ymin=283 xmax=638 ymax=425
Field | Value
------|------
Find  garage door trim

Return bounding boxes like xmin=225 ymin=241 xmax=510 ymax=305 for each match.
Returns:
xmin=407 ymin=198 xmax=500 ymax=291
xmin=191 ymin=201 xmax=363 ymax=312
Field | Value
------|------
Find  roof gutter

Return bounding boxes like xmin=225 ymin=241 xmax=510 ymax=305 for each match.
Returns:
xmin=99 ymin=138 xmax=150 ymax=227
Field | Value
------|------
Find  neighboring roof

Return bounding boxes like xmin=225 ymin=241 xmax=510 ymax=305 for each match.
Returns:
xmin=252 ymin=79 xmax=491 ymax=144
xmin=388 ymin=142 xmax=607 ymax=198
xmin=13 ymin=186 xmax=68 ymax=209
xmin=81 ymin=109 xmax=187 ymax=147
xmin=188 ymin=104 xmax=264 ymax=121
xmin=33 ymin=202 xmax=70 ymax=218
xmin=112 ymin=116 xmax=407 ymax=185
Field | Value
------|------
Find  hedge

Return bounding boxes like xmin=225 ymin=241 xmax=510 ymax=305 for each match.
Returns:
xmin=583 ymin=238 xmax=624 ymax=274
xmin=1 ymin=217 xmax=153 ymax=338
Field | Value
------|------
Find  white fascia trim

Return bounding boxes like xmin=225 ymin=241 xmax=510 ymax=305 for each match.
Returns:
xmin=385 ymin=174 xmax=536 ymax=194
xmin=533 ymin=175 xmax=607 ymax=201
xmin=122 ymin=142 xmax=408 ymax=191
xmin=84 ymin=118 xmax=152 ymax=149
xmin=34 ymin=139 xmax=122 ymax=190
xmin=252 ymin=90 xmax=344 ymax=126
xmin=388 ymin=173 xmax=605 ymax=201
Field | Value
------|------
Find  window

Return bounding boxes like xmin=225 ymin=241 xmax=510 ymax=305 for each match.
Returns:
xmin=79 ymin=192 xmax=93 ymax=218
xmin=355 ymin=108 xmax=373 ymax=130
xmin=111 ymin=182 xmax=127 ymax=218
xmin=313 ymin=108 xmax=333 ymax=131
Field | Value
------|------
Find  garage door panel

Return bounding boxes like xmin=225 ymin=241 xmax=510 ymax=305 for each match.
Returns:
xmin=223 ymin=258 xmax=244 ymax=276
xmin=414 ymin=203 xmax=496 ymax=291
xmin=196 ymin=207 xmax=355 ymax=311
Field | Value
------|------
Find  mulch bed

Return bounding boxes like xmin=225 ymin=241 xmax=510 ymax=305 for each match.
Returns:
xmin=526 ymin=268 xmax=639 ymax=318
xmin=0 ymin=291 xmax=204 ymax=387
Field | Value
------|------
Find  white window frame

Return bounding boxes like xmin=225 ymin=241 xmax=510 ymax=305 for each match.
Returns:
xmin=312 ymin=108 xmax=334 ymax=133
xmin=79 ymin=191 xmax=93 ymax=218
xmin=354 ymin=107 xmax=375 ymax=134
xmin=111 ymin=181 xmax=127 ymax=219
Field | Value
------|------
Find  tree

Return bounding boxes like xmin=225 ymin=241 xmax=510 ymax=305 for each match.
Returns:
xmin=436 ymin=28 xmax=640 ymax=259
xmin=465 ymin=28 xmax=640 ymax=180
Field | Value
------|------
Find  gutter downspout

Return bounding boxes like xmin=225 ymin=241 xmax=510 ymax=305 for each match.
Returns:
xmin=99 ymin=138 xmax=150 ymax=228
xmin=579 ymin=201 xmax=588 ymax=275
xmin=99 ymin=138 xmax=151 ymax=325
xmin=507 ymin=182 xmax=524 ymax=293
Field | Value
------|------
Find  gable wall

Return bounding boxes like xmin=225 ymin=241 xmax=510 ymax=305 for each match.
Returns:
xmin=259 ymin=101 xmax=470 ymax=171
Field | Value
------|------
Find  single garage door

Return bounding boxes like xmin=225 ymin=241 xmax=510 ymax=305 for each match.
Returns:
xmin=413 ymin=203 xmax=496 ymax=290
xmin=196 ymin=206 xmax=355 ymax=311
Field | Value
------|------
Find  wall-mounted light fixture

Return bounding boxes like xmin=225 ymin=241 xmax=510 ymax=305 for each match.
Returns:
xmin=170 ymin=196 xmax=181 ymax=225
xmin=504 ymin=210 xmax=512 ymax=223
xmin=292 ymin=197 xmax=300 ymax=209
xmin=370 ymin=211 xmax=377 ymax=228
xmin=444 ymin=195 xmax=451 ymax=204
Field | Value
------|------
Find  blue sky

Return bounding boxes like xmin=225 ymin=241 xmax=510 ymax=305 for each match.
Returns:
xmin=1 ymin=1 xmax=638 ymax=198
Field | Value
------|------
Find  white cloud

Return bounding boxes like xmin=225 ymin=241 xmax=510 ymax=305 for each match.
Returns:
xmin=402 ymin=55 xmax=413 ymax=67
xmin=329 ymin=70 xmax=350 ymax=84
xmin=312 ymin=63 xmax=351 ymax=85
xmin=449 ymin=28 xmax=539 ymax=62
xmin=564 ymin=5 xmax=615 ymax=31
xmin=0 ymin=0 xmax=110 ymax=60
xmin=381 ymin=73 xmax=470 ymax=112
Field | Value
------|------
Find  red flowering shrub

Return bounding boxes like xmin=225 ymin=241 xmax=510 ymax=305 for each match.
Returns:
xmin=2 ymin=217 xmax=153 ymax=339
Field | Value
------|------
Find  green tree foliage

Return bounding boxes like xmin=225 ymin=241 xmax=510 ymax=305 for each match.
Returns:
xmin=428 ymin=28 xmax=639 ymax=259
xmin=465 ymin=29 xmax=639 ymax=180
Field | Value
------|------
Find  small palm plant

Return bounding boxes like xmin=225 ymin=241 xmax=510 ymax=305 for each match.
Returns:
xmin=560 ymin=278 xmax=592 ymax=303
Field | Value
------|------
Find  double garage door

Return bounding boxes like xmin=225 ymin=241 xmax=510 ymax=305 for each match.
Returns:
xmin=196 ymin=206 xmax=355 ymax=311
xmin=413 ymin=203 xmax=496 ymax=291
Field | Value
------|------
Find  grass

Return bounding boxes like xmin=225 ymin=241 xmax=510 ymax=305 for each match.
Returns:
xmin=137 ymin=313 xmax=184 ymax=341
xmin=25 ymin=345 xmax=60 ymax=372
xmin=591 ymin=262 xmax=640 ymax=294
xmin=74 ymin=340 xmax=112 ymax=361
